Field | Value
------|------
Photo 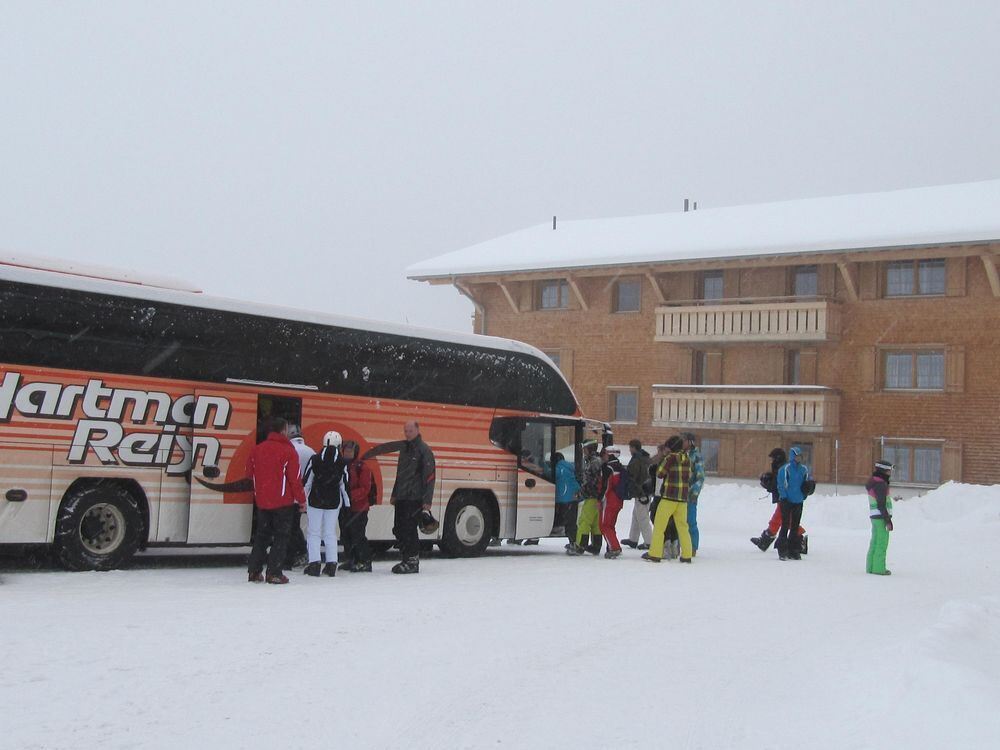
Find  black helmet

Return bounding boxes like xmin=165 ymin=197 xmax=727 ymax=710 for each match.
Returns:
xmin=418 ymin=509 xmax=440 ymax=535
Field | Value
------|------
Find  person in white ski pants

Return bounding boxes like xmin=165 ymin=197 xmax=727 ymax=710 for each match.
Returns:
xmin=303 ymin=431 xmax=351 ymax=576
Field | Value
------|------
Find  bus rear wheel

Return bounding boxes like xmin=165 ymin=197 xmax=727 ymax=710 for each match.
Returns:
xmin=55 ymin=484 xmax=144 ymax=571
xmin=439 ymin=493 xmax=493 ymax=557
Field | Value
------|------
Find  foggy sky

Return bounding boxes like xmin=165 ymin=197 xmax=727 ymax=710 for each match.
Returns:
xmin=2 ymin=1 xmax=999 ymax=333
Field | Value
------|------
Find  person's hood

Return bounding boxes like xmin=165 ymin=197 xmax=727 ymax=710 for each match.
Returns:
xmin=789 ymin=446 xmax=802 ymax=459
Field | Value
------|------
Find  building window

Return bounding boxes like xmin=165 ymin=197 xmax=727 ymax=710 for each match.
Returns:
xmin=885 ymin=259 xmax=946 ymax=297
xmin=700 ymin=438 xmax=720 ymax=473
xmin=786 ymin=350 xmax=801 ymax=385
xmin=542 ymin=350 xmax=561 ymax=369
xmin=537 ymin=280 xmax=569 ymax=310
xmin=793 ymin=265 xmax=818 ymax=297
xmin=613 ymin=278 xmax=641 ymax=313
xmin=609 ymin=389 xmax=638 ymax=423
xmin=881 ymin=443 xmax=942 ymax=485
xmin=883 ymin=350 xmax=944 ymax=390
xmin=700 ymin=271 xmax=724 ymax=301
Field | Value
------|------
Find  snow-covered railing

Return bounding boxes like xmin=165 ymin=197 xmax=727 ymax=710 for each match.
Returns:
xmin=654 ymin=299 xmax=839 ymax=343
xmin=651 ymin=385 xmax=840 ymax=433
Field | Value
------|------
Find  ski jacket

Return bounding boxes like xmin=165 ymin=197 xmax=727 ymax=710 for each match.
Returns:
xmin=304 ymin=446 xmax=351 ymax=510
xmin=604 ymin=459 xmax=626 ymax=504
xmin=866 ymin=475 xmax=892 ymax=521
xmin=579 ymin=453 xmax=603 ymax=499
xmin=657 ymin=450 xmax=691 ymax=503
xmin=555 ymin=459 xmax=581 ymax=503
xmin=247 ymin=432 xmax=307 ymax=511
xmin=347 ymin=458 xmax=374 ymax=513
xmin=777 ymin=460 xmax=810 ymax=504
xmin=687 ymin=446 xmax=706 ymax=502
xmin=290 ymin=436 xmax=316 ymax=499
xmin=627 ymin=449 xmax=652 ymax=496
xmin=364 ymin=434 xmax=436 ymax=506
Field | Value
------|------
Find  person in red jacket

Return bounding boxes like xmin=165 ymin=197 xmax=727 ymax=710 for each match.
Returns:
xmin=599 ymin=447 xmax=627 ymax=559
xmin=339 ymin=440 xmax=374 ymax=573
xmin=246 ymin=417 xmax=307 ymax=584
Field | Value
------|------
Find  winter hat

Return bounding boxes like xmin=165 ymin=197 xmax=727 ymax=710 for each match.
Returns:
xmin=769 ymin=447 xmax=787 ymax=461
xmin=789 ymin=446 xmax=802 ymax=458
xmin=666 ymin=436 xmax=683 ymax=452
xmin=323 ymin=430 xmax=343 ymax=447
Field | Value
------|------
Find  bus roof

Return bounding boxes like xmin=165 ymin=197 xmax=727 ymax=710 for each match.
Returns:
xmin=0 ymin=254 xmax=553 ymax=363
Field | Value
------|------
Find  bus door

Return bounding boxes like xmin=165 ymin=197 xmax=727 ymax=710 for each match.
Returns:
xmin=514 ymin=419 xmax=579 ymax=539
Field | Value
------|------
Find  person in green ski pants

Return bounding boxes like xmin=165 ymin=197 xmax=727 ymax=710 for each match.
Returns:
xmin=866 ymin=460 xmax=894 ymax=575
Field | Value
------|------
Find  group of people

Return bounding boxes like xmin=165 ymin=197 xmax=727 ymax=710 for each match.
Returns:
xmin=555 ymin=432 xmax=706 ymax=563
xmin=246 ymin=418 xmax=436 ymax=584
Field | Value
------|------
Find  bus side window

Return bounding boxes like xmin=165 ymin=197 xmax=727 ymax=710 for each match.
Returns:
xmin=256 ymin=394 xmax=303 ymax=443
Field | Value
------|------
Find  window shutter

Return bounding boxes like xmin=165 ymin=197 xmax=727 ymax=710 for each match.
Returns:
xmin=705 ymin=351 xmax=723 ymax=385
xmin=941 ymin=442 xmax=962 ymax=482
xmin=859 ymin=263 xmax=879 ymax=300
xmin=718 ymin=435 xmax=735 ymax=475
xmin=817 ymin=264 xmax=836 ymax=297
xmin=945 ymin=346 xmax=965 ymax=393
xmin=859 ymin=347 xmax=877 ymax=391
xmin=946 ymin=257 xmax=966 ymax=297
xmin=799 ymin=349 xmax=818 ymax=385
xmin=724 ymin=269 xmax=741 ymax=299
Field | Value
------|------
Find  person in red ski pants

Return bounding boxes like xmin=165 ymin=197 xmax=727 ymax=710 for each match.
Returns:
xmin=599 ymin=447 xmax=627 ymax=559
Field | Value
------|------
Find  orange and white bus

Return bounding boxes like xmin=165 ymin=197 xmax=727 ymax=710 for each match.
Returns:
xmin=0 ymin=258 xmax=608 ymax=570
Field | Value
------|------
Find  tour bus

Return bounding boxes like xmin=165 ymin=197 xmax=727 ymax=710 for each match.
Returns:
xmin=0 ymin=258 xmax=609 ymax=570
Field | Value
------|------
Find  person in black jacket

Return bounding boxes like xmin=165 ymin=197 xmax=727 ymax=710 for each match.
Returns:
xmin=362 ymin=421 xmax=436 ymax=574
xmin=750 ymin=448 xmax=808 ymax=553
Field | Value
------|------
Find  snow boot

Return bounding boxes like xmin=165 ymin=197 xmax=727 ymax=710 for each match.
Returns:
xmin=248 ymin=570 xmax=264 ymax=583
xmin=303 ymin=562 xmax=321 ymax=577
xmin=587 ymin=535 xmax=602 ymax=555
xmin=351 ymin=560 xmax=373 ymax=572
xmin=566 ymin=543 xmax=585 ymax=556
xmin=621 ymin=539 xmax=638 ymax=549
xmin=338 ymin=561 xmax=354 ymax=571
xmin=641 ymin=552 xmax=661 ymax=563
xmin=322 ymin=563 xmax=337 ymax=577
xmin=391 ymin=557 xmax=420 ymax=574
xmin=751 ymin=530 xmax=775 ymax=551
xmin=799 ymin=535 xmax=809 ymax=555
xmin=678 ymin=557 xmax=692 ymax=564
xmin=266 ymin=573 xmax=289 ymax=584
xmin=604 ymin=549 xmax=622 ymax=559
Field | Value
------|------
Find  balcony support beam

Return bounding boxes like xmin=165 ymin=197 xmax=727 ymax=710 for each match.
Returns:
xmin=837 ymin=261 xmax=859 ymax=302
xmin=566 ymin=275 xmax=589 ymax=311
xmin=981 ymin=253 xmax=1000 ymax=297
xmin=495 ymin=281 xmax=520 ymax=313
xmin=644 ymin=271 xmax=666 ymax=304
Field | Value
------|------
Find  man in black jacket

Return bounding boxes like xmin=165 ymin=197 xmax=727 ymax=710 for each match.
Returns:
xmin=363 ymin=421 xmax=436 ymax=574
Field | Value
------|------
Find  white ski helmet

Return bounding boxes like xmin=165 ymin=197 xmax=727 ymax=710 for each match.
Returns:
xmin=323 ymin=430 xmax=343 ymax=447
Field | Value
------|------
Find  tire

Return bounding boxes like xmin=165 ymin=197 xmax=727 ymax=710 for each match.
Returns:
xmin=55 ymin=484 xmax=144 ymax=571
xmin=439 ymin=493 xmax=494 ymax=557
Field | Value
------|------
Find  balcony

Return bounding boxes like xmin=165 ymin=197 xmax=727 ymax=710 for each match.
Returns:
xmin=654 ymin=298 xmax=840 ymax=344
xmin=651 ymin=385 xmax=840 ymax=433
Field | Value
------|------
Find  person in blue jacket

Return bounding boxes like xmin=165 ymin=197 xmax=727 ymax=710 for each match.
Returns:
xmin=552 ymin=452 xmax=581 ymax=545
xmin=776 ymin=446 xmax=810 ymax=560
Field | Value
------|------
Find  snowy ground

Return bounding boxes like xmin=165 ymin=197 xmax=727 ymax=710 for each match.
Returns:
xmin=2 ymin=481 xmax=999 ymax=750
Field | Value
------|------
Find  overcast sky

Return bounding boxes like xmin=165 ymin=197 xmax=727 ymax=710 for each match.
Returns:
xmin=3 ymin=1 xmax=999 ymax=333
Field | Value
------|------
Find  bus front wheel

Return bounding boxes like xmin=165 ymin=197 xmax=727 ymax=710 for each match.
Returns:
xmin=55 ymin=484 xmax=144 ymax=571
xmin=439 ymin=493 xmax=493 ymax=557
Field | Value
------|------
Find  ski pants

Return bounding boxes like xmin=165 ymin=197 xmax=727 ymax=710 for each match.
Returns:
xmin=340 ymin=508 xmax=371 ymax=565
xmin=248 ymin=505 xmax=296 ymax=577
xmin=627 ymin=497 xmax=652 ymax=545
xmin=283 ymin=508 xmax=308 ymax=567
xmin=867 ymin=518 xmax=891 ymax=574
xmin=555 ymin=501 xmax=578 ymax=545
xmin=575 ymin=498 xmax=601 ymax=546
xmin=393 ymin=498 xmax=422 ymax=560
xmin=767 ymin=504 xmax=806 ymax=537
xmin=650 ymin=499 xmax=692 ymax=560
xmin=600 ymin=497 xmax=624 ymax=552
xmin=306 ymin=504 xmax=340 ymax=564
xmin=687 ymin=495 xmax=700 ymax=552
xmin=777 ymin=500 xmax=804 ymax=553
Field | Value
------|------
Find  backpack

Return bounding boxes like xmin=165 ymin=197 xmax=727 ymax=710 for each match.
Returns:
xmin=307 ymin=447 xmax=347 ymax=509
xmin=759 ymin=471 xmax=775 ymax=492
xmin=802 ymin=479 xmax=816 ymax=497
xmin=616 ymin=467 xmax=636 ymax=500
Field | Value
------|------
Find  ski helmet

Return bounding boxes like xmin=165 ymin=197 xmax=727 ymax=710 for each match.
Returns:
xmin=323 ymin=430 xmax=343 ymax=447
xmin=874 ymin=460 xmax=894 ymax=475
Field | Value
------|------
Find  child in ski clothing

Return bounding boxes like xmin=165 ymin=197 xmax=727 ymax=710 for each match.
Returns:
xmin=644 ymin=436 xmax=693 ymax=563
xmin=303 ymin=431 xmax=350 ymax=577
xmin=866 ymin=461 xmax=894 ymax=575
xmin=622 ymin=439 xmax=653 ymax=550
xmin=553 ymin=452 xmax=581 ymax=543
xmin=599 ymin=447 xmax=627 ymax=558
xmin=340 ymin=440 xmax=374 ymax=572
xmin=569 ymin=439 xmax=603 ymax=555
xmin=776 ymin=446 xmax=809 ymax=560
xmin=682 ymin=432 xmax=705 ymax=555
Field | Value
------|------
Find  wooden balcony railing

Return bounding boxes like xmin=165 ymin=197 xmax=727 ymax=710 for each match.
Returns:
xmin=654 ymin=298 xmax=839 ymax=343
xmin=651 ymin=385 xmax=840 ymax=433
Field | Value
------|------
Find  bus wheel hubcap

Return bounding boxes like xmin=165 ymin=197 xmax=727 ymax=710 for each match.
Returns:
xmin=455 ymin=505 xmax=485 ymax=546
xmin=79 ymin=503 xmax=126 ymax=555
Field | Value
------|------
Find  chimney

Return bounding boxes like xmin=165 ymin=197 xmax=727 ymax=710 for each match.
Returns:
xmin=553 ymin=215 xmax=557 ymax=230
xmin=683 ymin=198 xmax=689 ymax=212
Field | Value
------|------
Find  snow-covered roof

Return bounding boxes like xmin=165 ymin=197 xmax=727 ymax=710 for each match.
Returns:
xmin=408 ymin=179 xmax=1000 ymax=280
xmin=0 ymin=257 xmax=547 ymax=360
